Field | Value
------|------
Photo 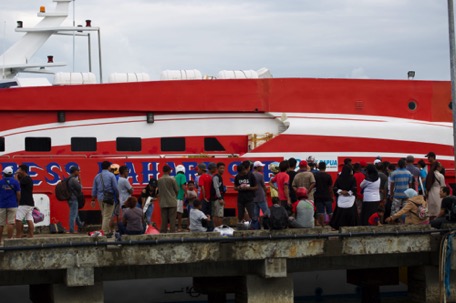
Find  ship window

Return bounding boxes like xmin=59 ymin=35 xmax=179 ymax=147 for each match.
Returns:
xmin=449 ymin=102 xmax=453 ymax=110
xmin=204 ymin=137 xmax=225 ymax=151
xmin=0 ymin=137 xmax=4 ymax=152
xmin=25 ymin=137 xmax=51 ymax=152
xmin=161 ymin=137 xmax=185 ymax=152
xmin=116 ymin=137 xmax=142 ymax=152
xmin=71 ymin=137 xmax=97 ymax=152
xmin=408 ymin=100 xmax=417 ymax=111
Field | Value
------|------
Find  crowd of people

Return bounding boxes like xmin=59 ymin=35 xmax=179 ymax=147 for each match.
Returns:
xmin=0 ymin=151 xmax=455 ymax=242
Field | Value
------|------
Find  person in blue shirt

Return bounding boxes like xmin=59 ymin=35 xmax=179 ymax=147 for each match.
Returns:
xmin=91 ymin=161 xmax=119 ymax=237
xmin=0 ymin=166 xmax=20 ymax=243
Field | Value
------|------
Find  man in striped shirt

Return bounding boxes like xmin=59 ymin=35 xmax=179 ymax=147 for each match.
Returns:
xmin=390 ymin=158 xmax=412 ymax=216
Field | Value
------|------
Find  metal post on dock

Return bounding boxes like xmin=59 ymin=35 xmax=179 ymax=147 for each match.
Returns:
xmin=448 ymin=0 xmax=456 ymax=167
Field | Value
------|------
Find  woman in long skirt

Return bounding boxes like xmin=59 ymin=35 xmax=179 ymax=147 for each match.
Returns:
xmin=330 ymin=165 xmax=358 ymax=230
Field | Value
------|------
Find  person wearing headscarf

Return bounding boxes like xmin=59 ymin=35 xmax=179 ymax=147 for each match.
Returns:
xmin=329 ymin=165 xmax=358 ymax=230
xmin=360 ymin=164 xmax=381 ymax=225
xmin=385 ymin=189 xmax=428 ymax=224
xmin=425 ymin=161 xmax=445 ymax=220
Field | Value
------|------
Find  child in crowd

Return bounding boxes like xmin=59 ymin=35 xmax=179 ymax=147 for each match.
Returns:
xmin=186 ymin=180 xmax=198 ymax=214
xmin=141 ymin=178 xmax=158 ymax=227
xmin=189 ymin=200 xmax=211 ymax=232
xmin=368 ymin=206 xmax=385 ymax=226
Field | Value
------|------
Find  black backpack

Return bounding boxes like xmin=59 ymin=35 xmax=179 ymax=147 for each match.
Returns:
xmin=269 ymin=206 xmax=288 ymax=230
xmin=55 ymin=178 xmax=71 ymax=201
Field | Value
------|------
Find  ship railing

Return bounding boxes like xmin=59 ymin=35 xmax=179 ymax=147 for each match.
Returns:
xmin=12 ymin=155 xmax=87 ymax=159
xmin=88 ymin=154 xmax=240 ymax=159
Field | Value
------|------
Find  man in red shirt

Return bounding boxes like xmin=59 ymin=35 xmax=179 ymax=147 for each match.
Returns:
xmin=270 ymin=160 xmax=291 ymax=214
xmin=198 ymin=163 xmax=213 ymax=218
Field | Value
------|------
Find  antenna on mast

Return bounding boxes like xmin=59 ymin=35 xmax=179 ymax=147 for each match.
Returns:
xmin=2 ymin=21 xmax=5 ymax=80
xmin=72 ymin=0 xmax=75 ymax=72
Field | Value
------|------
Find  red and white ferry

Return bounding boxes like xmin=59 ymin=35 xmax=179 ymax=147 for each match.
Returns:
xmin=0 ymin=0 xmax=454 ymax=230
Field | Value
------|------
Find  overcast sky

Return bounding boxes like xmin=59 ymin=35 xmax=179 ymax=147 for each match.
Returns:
xmin=0 ymin=0 xmax=452 ymax=81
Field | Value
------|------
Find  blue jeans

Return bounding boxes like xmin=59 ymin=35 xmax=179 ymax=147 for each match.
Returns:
xmin=254 ymin=201 xmax=270 ymax=219
xmin=69 ymin=200 xmax=83 ymax=233
xmin=252 ymin=201 xmax=270 ymax=230
xmin=145 ymin=203 xmax=154 ymax=225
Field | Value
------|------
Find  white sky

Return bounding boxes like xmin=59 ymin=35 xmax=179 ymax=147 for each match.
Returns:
xmin=0 ymin=0 xmax=453 ymax=81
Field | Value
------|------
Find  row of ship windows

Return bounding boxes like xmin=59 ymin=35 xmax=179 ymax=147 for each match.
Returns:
xmin=0 ymin=137 xmax=226 ymax=152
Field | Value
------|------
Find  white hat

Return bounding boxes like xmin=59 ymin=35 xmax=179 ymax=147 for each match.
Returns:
xmin=176 ymin=165 xmax=186 ymax=173
xmin=253 ymin=161 xmax=265 ymax=168
xmin=373 ymin=159 xmax=382 ymax=165
xmin=2 ymin=166 xmax=13 ymax=175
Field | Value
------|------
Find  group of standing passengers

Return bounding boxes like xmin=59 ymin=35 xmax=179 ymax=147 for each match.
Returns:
xmin=328 ymin=152 xmax=455 ymax=230
xmin=89 ymin=161 xmax=228 ymax=237
xmin=0 ymin=164 xmax=37 ymax=243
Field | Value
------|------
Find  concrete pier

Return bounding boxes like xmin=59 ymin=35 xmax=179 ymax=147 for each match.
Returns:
xmin=0 ymin=225 xmax=454 ymax=302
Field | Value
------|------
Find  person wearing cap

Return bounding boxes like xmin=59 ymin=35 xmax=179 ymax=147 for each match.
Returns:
xmin=141 ymin=177 xmax=158 ymax=227
xmin=405 ymin=155 xmax=420 ymax=192
xmin=425 ymin=152 xmax=436 ymax=166
xmin=210 ymin=162 xmax=226 ymax=228
xmin=0 ymin=166 xmax=20 ymax=243
xmin=252 ymin=161 xmax=269 ymax=229
xmin=307 ymin=156 xmax=318 ymax=174
xmin=289 ymin=187 xmax=315 ymax=228
xmin=292 ymin=160 xmax=316 ymax=201
xmin=109 ymin=164 xmax=120 ymax=181
xmin=175 ymin=164 xmax=187 ymax=232
xmin=234 ymin=163 xmax=258 ymax=224
xmin=425 ymin=161 xmax=445 ymax=220
xmin=68 ymin=166 xmax=84 ymax=234
xmin=157 ymin=165 xmax=179 ymax=233
xmin=15 ymin=164 xmax=35 ymax=238
xmin=197 ymin=163 xmax=213 ymax=218
xmin=91 ymin=161 xmax=119 ymax=236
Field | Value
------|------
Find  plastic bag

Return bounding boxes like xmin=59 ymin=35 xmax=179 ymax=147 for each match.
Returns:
xmin=213 ymin=225 xmax=235 ymax=237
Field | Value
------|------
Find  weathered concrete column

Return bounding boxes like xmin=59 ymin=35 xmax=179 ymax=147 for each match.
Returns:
xmin=258 ymin=258 xmax=287 ymax=278
xmin=65 ymin=267 xmax=94 ymax=287
xmin=408 ymin=266 xmax=440 ymax=303
xmin=52 ymin=282 xmax=103 ymax=303
xmin=409 ymin=265 xmax=456 ymax=302
xmin=235 ymin=275 xmax=293 ymax=303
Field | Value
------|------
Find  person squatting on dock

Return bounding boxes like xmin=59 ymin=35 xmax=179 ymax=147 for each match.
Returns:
xmin=0 ymin=167 xmax=20 ymax=243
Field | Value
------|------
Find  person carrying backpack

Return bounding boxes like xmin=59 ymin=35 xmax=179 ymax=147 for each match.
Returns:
xmin=268 ymin=197 xmax=289 ymax=230
xmin=385 ymin=189 xmax=428 ymax=225
xmin=67 ymin=166 xmax=84 ymax=233
xmin=431 ymin=186 xmax=456 ymax=229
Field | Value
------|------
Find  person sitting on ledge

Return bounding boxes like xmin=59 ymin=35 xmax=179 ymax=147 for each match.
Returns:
xmin=118 ymin=197 xmax=144 ymax=236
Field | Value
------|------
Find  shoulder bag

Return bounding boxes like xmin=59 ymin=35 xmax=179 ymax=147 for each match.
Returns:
xmin=100 ymin=174 xmax=115 ymax=205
